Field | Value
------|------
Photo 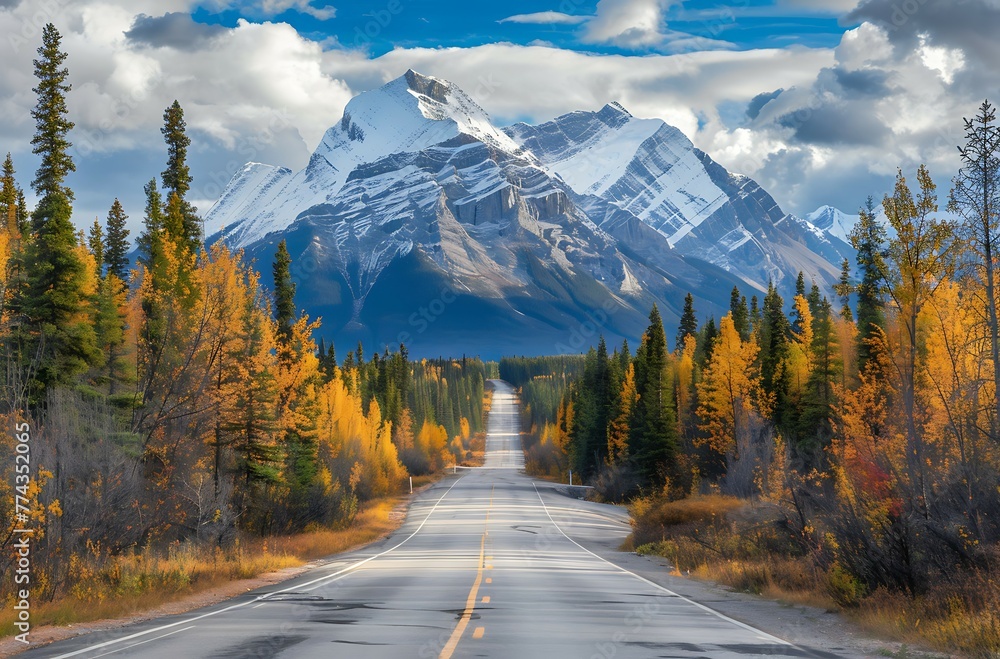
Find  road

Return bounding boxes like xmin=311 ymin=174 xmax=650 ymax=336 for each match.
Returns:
xmin=21 ymin=380 xmax=838 ymax=659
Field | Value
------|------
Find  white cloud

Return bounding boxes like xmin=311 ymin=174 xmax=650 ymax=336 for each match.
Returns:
xmin=582 ymin=0 xmax=674 ymax=48
xmin=498 ymin=11 xmax=588 ymax=26
xmin=918 ymin=33 xmax=965 ymax=85
xmin=255 ymin=0 xmax=336 ymax=21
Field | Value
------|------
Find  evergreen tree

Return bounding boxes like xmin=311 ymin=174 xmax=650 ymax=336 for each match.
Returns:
xmin=87 ymin=218 xmax=104 ymax=273
xmin=795 ymin=271 xmax=806 ymax=298
xmin=676 ymin=292 xmax=698 ymax=350
xmin=850 ymin=196 xmax=888 ymax=372
xmin=2 ymin=153 xmax=18 ymax=235
xmin=30 ymin=24 xmax=75 ymax=200
xmin=730 ymin=286 xmax=749 ymax=340
xmin=834 ymin=258 xmax=854 ymax=321
xmin=759 ymin=281 xmax=790 ymax=423
xmin=23 ymin=24 xmax=100 ymax=397
xmin=631 ymin=304 xmax=678 ymax=485
xmin=273 ymin=239 xmax=296 ymax=341
xmin=160 ymin=100 xmax=200 ymax=250
xmin=137 ymin=178 xmax=163 ymax=270
xmin=104 ymin=198 xmax=130 ymax=282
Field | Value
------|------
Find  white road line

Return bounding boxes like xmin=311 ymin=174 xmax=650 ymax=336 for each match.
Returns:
xmin=87 ymin=627 xmax=195 ymax=659
xmin=532 ymin=482 xmax=799 ymax=649
xmin=47 ymin=477 xmax=467 ymax=659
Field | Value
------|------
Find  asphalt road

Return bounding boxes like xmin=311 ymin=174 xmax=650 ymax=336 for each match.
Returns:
xmin=22 ymin=380 xmax=839 ymax=659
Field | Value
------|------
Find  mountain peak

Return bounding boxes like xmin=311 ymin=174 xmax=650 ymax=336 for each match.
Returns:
xmin=602 ymin=101 xmax=633 ymax=118
xmin=402 ymin=69 xmax=451 ymax=103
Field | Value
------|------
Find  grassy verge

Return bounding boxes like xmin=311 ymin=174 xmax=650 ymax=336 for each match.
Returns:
xmin=629 ymin=494 xmax=1000 ymax=657
xmin=0 ymin=497 xmax=405 ymax=639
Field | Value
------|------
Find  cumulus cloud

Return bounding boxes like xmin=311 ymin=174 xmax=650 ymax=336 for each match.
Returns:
xmin=0 ymin=0 xmax=994 ymax=234
xmin=498 ymin=11 xmax=588 ymax=25
xmin=583 ymin=0 xmax=672 ymax=47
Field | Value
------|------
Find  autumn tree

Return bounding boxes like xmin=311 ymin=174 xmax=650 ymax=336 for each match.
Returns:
xmin=881 ymin=166 xmax=956 ymax=512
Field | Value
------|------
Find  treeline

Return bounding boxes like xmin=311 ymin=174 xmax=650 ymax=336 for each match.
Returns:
xmin=499 ymin=356 xmax=583 ymax=478
xmin=0 ymin=25 xmax=485 ymax=601
xmin=546 ymin=101 xmax=1000 ymax=608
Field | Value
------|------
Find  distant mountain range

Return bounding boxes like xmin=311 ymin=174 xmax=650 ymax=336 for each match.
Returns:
xmin=205 ymin=70 xmax=855 ymax=358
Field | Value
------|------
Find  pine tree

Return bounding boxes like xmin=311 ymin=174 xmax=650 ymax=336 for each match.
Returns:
xmin=834 ymin=258 xmax=854 ymax=321
xmin=160 ymin=100 xmax=200 ymax=251
xmin=137 ymin=178 xmax=163 ymax=270
xmin=23 ymin=24 xmax=100 ymax=397
xmin=30 ymin=24 xmax=75 ymax=200
xmin=676 ymin=292 xmax=698 ymax=350
xmin=759 ymin=281 xmax=790 ymax=425
xmin=87 ymin=218 xmax=104 ymax=274
xmin=850 ymin=196 xmax=887 ymax=372
xmin=273 ymin=240 xmax=296 ymax=342
xmin=730 ymin=286 xmax=749 ymax=340
xmin=631 ymin=304 xmax=678 ymax=485
xmin=2 ymin=153 xmax=18 ymax=236
xmin=104 ymin=198 xmax=130 ymax=282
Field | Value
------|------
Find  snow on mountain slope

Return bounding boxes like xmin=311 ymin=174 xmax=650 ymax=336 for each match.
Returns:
xmin=806 ymin=205 xmax=857 ymax=243
xmin=204 ymin=69 xmax=848 ymax=356
xmin=506 ymin=103 xmax=728 ymax=247
xmin=205 ymin=70 xmax=524 ymax=249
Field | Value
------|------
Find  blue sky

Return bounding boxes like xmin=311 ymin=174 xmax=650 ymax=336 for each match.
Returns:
xmin=191 ymin=0 xmax=855 ymax=55
xmin=0 ymin=0 xmax=991 ymax=236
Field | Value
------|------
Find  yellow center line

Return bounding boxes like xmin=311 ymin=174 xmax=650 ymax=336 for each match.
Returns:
xmin=439 ymin=485 xmax=494 ymax=659
xmin=473 ymin=626 xmax=485 ymax=639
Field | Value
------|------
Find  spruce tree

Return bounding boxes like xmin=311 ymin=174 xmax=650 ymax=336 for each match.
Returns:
xmin=2 ymin=153 xmax=18 ymax=235
xmin=631 ymin=304 xmax=678 ymax=485
xmin=23 ymin=24 xmax=100 ymax=397
xmin=850 ymin=197 xmax=887 ymax=372
xmin=161 ymin=100 xmax=200 ymax=251
xmin=137 ymin=178 xmax=163 ymax=270
xmin=759 ymin=281 xmax=790 ymax=421
xmin=104 ymin=198 xmax=130 ymax=282
xmin=88 ymin=218 xmax=104 ymax=274
xmin=30 ymin=24 xmax=75 ymax=200
xmin=675 ymin=292 xmax=698 ymax=350
xmin=730 ymin=286 xmax=749 ymax=340
xmin=834 ymin=258 xmax=854 ymax=321
xmin=273 ymin=239 xmax=296 ymax=342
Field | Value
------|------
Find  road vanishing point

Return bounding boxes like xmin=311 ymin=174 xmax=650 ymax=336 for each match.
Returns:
xmin=22 ymin=380 xmax=843 ymax=658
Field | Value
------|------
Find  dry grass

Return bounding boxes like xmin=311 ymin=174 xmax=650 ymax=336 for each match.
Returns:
xmin=0 ymin=497 xmax=405 ymax=638
xmin=630 ymin=493 xmax=1000 ymax=656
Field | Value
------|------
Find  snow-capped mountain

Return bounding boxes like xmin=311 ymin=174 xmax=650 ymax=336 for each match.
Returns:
xmin=806 ymin=206 xmax=857 ymax=244
xmin=205 ymin=70 xmax=849 ymax=357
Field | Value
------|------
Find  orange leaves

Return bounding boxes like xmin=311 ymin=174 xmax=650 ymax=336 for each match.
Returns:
xmin=696 ymin=314 xmax=766 ymax=458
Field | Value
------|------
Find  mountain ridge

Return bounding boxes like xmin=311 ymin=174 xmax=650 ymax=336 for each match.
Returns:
xmin=205 ymin=70 xmax=851 ymax=357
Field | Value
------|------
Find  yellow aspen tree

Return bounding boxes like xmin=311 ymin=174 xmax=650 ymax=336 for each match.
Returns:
xmin=696 ymin=313 xmax=764 ymax=458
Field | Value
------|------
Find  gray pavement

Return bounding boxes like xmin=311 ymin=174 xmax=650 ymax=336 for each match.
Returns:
xmin=20 ymin=381 xmax=845 ymax=658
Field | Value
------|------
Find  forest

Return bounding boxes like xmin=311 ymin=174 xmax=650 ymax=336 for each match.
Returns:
xmin=512 ymin=103 xmax=1000 ymax=653
xmin=0 ymin=25 xmax=487 ymax=617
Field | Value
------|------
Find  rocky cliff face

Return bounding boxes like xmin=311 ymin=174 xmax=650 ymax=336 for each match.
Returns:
xmin=205 ymin=70 xmax=850 ymax=357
